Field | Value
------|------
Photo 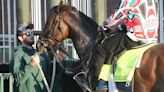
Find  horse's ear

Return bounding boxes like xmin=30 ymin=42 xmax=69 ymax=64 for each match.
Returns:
xmin=59 ymin=0 xmax=63 ymax=6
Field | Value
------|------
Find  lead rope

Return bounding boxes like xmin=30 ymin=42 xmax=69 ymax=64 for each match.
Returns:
xmin=50 ymin=46 xmax=57 ymax=91
xmin=37 ymin=45 xmax=57 ymax=92
xmin=38 ymin=64 xmax=51 ymax=92
xmin=35 ymin=52 xmax=51 ymax=92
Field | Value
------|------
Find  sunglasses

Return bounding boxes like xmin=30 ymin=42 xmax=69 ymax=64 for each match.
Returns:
xmin=22 ymin=31 xmax=34 ymax=36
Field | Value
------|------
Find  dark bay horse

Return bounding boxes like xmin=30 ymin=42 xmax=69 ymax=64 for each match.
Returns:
xmin=36 ymin=4 xmax=164 ymax=92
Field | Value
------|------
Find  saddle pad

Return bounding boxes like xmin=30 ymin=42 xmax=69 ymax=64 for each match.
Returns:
xmin=114 ymin=43 xmax=156 ymax=82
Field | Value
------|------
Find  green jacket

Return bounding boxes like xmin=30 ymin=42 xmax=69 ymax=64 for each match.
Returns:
xmin=9 ymin=45 xmax=52 ymax=92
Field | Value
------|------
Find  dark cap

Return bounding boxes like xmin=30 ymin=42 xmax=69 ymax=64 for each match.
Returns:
xmin=17 ymin=23 xmax=34 ymax=32
xmin=17 ymin=23 xmax=34 ymax=36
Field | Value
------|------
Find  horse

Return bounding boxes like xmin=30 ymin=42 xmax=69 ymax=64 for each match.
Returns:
xmin=36 ymin=4 xmax=164 ymax=92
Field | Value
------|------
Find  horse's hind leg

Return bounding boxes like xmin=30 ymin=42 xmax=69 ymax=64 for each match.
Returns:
xmin=133 ymin=65 xmax=157 ymax=92
xmin=150 ymin=54 xmax=164 ymax=92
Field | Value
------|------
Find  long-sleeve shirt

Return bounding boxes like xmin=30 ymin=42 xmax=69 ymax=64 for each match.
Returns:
xmin=9 ymin=45 xmax=52 ymax=92
xmin=102 ymin=0 xmax=159 ymax=43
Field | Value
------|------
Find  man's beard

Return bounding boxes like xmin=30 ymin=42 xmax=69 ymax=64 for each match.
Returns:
xmin=24 ymin=39 xmax=34 ymax=46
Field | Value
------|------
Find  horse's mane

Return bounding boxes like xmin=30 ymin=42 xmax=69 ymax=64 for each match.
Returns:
xmin=49 ymin=5 xmax=98 ymax=29
xmin=78 ymin=10 xmax=98 ymax=28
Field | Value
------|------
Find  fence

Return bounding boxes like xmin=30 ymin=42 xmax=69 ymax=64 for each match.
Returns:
xmin=0 ymin=73 xmax=13 ymax=92
xmin=0 ymin=0 xmax=17 ymax=64
xmin=0 ymin=0 xmax=16 ymax=90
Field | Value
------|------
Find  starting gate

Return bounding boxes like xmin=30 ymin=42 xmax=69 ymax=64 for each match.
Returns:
xmin=0 ymin=0 xmax=163 ymax=92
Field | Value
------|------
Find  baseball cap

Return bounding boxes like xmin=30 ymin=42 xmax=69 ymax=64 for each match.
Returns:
xmin=17 ymin=23 xmax=34 ymax=36
xmin=17 ymin=23 xmax=34 ymax=31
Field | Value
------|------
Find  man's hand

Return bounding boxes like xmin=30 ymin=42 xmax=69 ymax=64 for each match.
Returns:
xmin=54 ymin=50 xmax=66 ymax=62
xmin=30 ymin=53 xmax=40 ymax=67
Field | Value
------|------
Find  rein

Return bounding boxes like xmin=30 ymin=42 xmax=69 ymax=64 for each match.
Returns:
xmin=54 ymin=42 xmax=96 ymax=75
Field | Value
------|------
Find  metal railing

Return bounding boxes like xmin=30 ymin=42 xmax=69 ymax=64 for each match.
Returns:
xmin=0 ymin=0 xmax=17 ymax=64
xmin=0 ymin=73 xmax=13 ymax=92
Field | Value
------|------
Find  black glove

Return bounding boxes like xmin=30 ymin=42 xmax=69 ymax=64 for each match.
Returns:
xmin=97 ymin=24 xmax=107 ymax=32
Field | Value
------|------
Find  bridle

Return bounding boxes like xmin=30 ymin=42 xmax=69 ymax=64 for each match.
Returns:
xmin=38 ymin=13 xmax=64 ymax=49
xmin=47 ymin=14 xmax=64 ymax=44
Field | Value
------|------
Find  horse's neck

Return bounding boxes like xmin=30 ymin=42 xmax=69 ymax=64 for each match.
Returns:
xmin=71 ymin=35 xmax=96 ymax=60
xmin=67 ymin=15 xmax=98 ymax=59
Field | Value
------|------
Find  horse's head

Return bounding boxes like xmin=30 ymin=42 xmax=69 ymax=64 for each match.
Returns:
xmin=37 ymin=4 xmax=98 ymax=53
xmin=37 ymin=5 xmax=72 ymax=53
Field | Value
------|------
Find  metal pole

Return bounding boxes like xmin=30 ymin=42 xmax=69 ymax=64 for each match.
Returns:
xmin=87 ymin=0 xmax=92 ymax=18
xmin=9 ymin=74 xmax=13 ymax=92
xmin=7 ymin=0 xmax=12 ymax=63
xmin=80 ymin=0 xmax=86 ymax=14
xmin=44 ymin=0 xmax=47 ymax=22
xmin=1 ymin=0 xmax=5 ymax=64
xmin=71 ymin=0 xmax=80 ymax=10
xmin=13 ymin=0 xmax=17 ymax=47
xmin=0 ymin=73 xmax=4 ymax=92
xmin=160 ymin=0 xmax=164 ymax=43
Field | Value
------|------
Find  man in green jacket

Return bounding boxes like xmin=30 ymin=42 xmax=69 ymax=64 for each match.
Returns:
xmin=10 ymin=23 xmax=52 ymax=92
